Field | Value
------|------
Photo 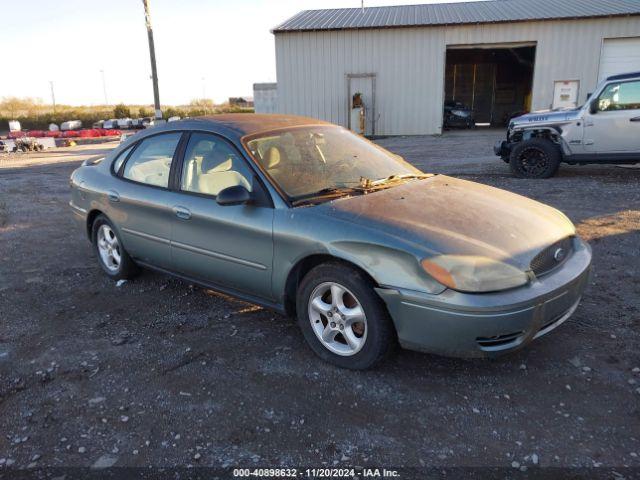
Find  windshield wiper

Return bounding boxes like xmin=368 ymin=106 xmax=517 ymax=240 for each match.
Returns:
xmin=291 ymin=186 xmax=362 ymax=205
xmin=361 ymin=173 xmax=432 ymax=188
xmin=291 ymin=174 xmax=433 ymax=206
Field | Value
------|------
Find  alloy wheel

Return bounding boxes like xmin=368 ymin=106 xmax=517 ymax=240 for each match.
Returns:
xmin=97 ymin=224 xmax=121 ymax=272
xmin=308 ymin=282 xmax=368 ymax=356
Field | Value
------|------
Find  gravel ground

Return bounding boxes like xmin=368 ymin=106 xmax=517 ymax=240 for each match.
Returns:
xmin=0 ymin=132 xmax=639 ymax=475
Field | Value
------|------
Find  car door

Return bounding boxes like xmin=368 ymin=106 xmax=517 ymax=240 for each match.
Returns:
xmin=168 ymin=132 xmax=274 ymax=300
xmin=110 ymin=131 xmax=184 ymax=270
xmin=584 ymin=79 xmax=640 ymax=153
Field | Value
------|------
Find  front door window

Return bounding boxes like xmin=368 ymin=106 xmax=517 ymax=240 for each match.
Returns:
xmin=597 ymin=80 xmax=640 ymax=112
xmin=180 ymin=133 xmax=252 ymax=196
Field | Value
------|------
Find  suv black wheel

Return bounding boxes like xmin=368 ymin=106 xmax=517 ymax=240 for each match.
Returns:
xmin=509 ymin=138 xmax=561 ymax=179
xmin=91 ymin=214 xmax=139 ymax=280
xmin=296 ymin=262 xmax=396 ymax=370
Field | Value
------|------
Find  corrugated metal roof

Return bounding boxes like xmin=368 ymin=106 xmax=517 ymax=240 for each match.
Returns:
xmin=273 ymin=0 xmax=640 ymax=32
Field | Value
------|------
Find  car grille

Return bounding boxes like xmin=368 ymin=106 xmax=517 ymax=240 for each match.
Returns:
xmin=530 ymin=237 xmax=573 ymax=277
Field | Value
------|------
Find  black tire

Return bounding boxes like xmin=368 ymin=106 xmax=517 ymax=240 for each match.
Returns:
xmin=296 ymin=262 xmax=396 ymax=370
xmin=91 ymin=214 xmax=139 ymax=281
xmin=509 ymin=138 xmax=561 ymax=179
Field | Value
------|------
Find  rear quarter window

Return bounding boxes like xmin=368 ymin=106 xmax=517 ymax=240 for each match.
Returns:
xmin=112 ymin=145 xmax=134 ymax=174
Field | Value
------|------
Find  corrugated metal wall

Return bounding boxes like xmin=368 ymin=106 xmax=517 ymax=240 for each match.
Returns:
xmin=274 ymin=16 xmax=640 ymax=135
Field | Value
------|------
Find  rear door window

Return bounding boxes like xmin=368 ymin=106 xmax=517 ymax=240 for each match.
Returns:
xmin=122 ymin=132 xmax=182 ymax=188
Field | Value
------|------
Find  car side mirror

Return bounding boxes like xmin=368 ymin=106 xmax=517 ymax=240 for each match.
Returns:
xmin=216 ymin=185 xmax=252 ymax=206
xmin=589 ymin=99 xmax=598 ymax=115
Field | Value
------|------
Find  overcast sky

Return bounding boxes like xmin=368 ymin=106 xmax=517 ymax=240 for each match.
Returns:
xmin=0 ymin=0 xmax=484 ymax=106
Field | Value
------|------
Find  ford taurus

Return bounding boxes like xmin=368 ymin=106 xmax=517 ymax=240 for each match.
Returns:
xmin=70 ymin=114 xmax=592 ymax=369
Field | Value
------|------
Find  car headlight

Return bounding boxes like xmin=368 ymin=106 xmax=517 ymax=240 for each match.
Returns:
xmin=451 ymin=109 xmax=470 ymax=117
xmin=421 ymin=255 xmax=529 ymax=293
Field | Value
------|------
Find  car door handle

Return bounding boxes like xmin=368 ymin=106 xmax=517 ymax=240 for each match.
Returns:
xmin=107 ymin=190 xmax=120 ymax=202
xmin=173 ymin=206 xmax=192 ymax=220
xmin=630 ymin=116 xmax=640 ymax=122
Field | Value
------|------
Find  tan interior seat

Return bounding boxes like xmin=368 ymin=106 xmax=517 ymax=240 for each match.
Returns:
xmin=264 ymin=146 xmax=286 ymax=183
xmin=183 ymin=157 xmax=199 ymax=191
xmin=128 ymin=157 xmax=171 ymax=187
xmin=197 ymin=152 xmax=250 ymax=196
xmin=265 ymin=146 xmax=281 ymax=169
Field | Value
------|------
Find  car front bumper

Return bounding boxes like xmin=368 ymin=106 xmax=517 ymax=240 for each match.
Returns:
xmin=375 ymin=238 xmax=592 ymax=358
xmin=494 ymin=139 xmax=511 ymax=158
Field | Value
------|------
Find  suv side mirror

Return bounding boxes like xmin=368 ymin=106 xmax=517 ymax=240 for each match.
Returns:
xmin=589 ymin=99 xmax=598 ymax=115
xmin=216 ymin=185 xmax=252 ymax=206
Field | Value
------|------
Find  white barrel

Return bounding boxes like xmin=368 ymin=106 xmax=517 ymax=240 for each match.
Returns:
xmin=60 ymin=120 xmax=82 ymax=131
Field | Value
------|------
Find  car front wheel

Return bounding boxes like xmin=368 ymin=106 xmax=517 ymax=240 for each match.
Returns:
xmin=91 ymin=214 xmax=139 ymax=280
xmin=509 ymin=138 xmax=561 ymax=178
xmin=296 ymin=262 xmax=396 ymax=369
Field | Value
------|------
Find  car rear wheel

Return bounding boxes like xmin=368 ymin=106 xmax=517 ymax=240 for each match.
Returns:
xmin=509 ymin=138 xmax=561 ymax=179
xmin=91 ymin=215 xmax=139 ymax=280
xmin=296 ymin=262 xmax=396 ymax=369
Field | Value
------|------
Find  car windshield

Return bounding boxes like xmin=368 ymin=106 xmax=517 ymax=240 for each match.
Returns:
xmin=243 ymin=126 xmax=423 ymax=201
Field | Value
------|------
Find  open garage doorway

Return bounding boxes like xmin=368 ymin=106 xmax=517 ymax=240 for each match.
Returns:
xmin=444 ymin=43 xmax=536 ymax=129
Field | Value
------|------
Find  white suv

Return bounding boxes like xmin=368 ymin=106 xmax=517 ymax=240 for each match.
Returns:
xmin=495 ymin=71 xmax=640 ymax=178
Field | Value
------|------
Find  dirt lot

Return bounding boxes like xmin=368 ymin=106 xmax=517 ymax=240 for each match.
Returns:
xmin=1 ymin=131 xmax=639 ymax=475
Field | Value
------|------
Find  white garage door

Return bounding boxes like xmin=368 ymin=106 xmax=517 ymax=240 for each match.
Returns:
xmin=599 ymin=37 xmax=640 ymax=81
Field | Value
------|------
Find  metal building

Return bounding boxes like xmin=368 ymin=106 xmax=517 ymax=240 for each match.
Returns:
xmin=272 ymin=0 xmax=640 ymax=135
xmin=253 ymin=83 xmax=279 ymax=114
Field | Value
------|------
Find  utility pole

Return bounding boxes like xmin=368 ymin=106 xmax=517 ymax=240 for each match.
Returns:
xmin=100 ymin=69 xmax=109 ymax=105
xmin=142 ymin=0 xmax=162 ymax=120
xmin=49 ymin=81 xmax=56 ymax=114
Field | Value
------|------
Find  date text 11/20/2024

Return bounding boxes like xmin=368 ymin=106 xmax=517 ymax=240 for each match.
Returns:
xmin=233 ymin=468 xmax=401 ymax=478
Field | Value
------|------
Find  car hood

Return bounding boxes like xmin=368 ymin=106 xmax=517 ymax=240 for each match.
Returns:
xmin=314 ymin=176 xmax=575 ymax=270
xmin=510 ymin=108 xmax=582 ymax=128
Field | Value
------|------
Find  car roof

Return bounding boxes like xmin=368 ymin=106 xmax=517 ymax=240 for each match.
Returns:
xmin=606 ymin=71 xmax=640 ymax=81
xmin=187 ymin=113 xmax=333 ymax=137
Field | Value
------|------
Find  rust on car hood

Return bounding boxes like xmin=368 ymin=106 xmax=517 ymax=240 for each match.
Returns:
xmin=318 ymin=175 xmax=575 ymax=269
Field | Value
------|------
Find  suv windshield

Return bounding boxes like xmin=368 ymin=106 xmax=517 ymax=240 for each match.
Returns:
xmin=243 ymin=126 xmax=423 ymax=201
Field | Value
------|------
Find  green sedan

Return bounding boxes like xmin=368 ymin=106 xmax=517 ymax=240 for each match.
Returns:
xmin=70 ymin=114 xmax=592 ymax=369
